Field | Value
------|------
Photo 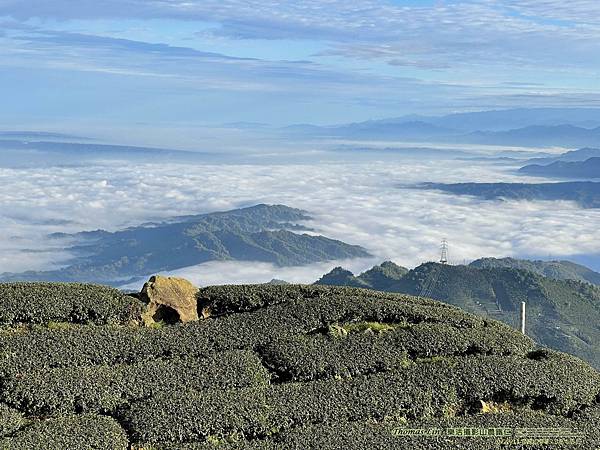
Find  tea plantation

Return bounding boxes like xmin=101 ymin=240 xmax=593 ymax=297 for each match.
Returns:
xmin=0 ymin=282 xmax=599 ymax=449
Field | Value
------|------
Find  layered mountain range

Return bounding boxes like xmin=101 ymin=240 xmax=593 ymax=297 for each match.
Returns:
xmin=412 ymin=146 xmax=600 ymax=208
xmin=0 ymin=205 xmax=369 ymax=285
xmin=520 ymin=157 xmax=600 ymax=179
xmin=280 ymin=108 xmax=600 ymax=147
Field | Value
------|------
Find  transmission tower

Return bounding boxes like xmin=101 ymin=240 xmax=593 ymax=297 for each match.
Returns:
xmin=440 ymin=239 xmax=449 ymax=264
xmin=418 ymin=239 xmax=450 ymax=299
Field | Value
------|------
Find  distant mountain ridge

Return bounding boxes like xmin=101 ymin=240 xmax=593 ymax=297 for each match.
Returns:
xmin=525 ymin=147 xmax=600 ymax=165
xmin=419 ymin=107 xmax=600 ymax=131
xmin=283 ymin=122 xmax=600 ymax=148
xmin=280 ymin=108 xmax=600 ymax=147
xmin=414 ymin=181 xmax=600 ymax=208
xmin=0 ymin=205 xmax=370 ymax=285
xmin=314 ymin=259 xmax=600 ymax=369
xmin=464 ymin=125 xmax=600 ymax=147
xmin=519 ymin=157 xmax=600 ymax=179
xmin=283 ymin=120 xmax=456 ymax=140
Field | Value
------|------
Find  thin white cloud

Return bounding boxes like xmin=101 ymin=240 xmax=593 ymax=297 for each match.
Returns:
xmin=120 ymin=257 xmax=379 ymax=291
xmin=499 ymin=0 xmax=600 ymax=25
xmin=4 ymin=1 xmax=600 ymax=67
xmin=0 ymin=1 xmax=598 ymax=122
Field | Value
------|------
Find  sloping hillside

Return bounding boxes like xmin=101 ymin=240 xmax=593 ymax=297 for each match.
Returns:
xmin=315 ymin=261 xmax=408 ymax=289
xmin=0 ymin=205 xmax=370 ymax=285
xmin=316 ymin=262 xmax=600 ymax=369
xmin=471 ymin=257 xmax=600 ymax=285
xmin=0 ymin=282 xmax=598 ymax=449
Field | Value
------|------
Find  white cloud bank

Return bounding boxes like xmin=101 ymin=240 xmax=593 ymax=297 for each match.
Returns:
xmin=1 ymin=154 xmax=600 ymax=283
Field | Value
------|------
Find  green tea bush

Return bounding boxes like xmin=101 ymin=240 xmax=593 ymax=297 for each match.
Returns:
xmin=137 ymin=409 xmax=600 ymax=450
xmin=0 ymin=315 xmax=281 ymax=374
xmin=0 ymin=351 xmax=270 ymax=415
xmin=259 ymin=321 xmax=534 ymax=382
xmin=197 ymin=284 xmax=322 ymax=316
xmin=121 ymin=350 xmax=600 ymax=445
xmin=0 ymin=284 xmax=598 ymax=449
xmin=261 ymin=411 xmax=599 ymax=450
xmin=122 ymin=387 xmax=273 ymax=443
xmin=450 ymin=353 xmax=600 ymax=415
xmin=0 ymin=404 xmax=25 ymax=436
xmin=0 ymin=415 xmax=129 ymax=450
xmin=0 ymin=282 xmax=143 ymax=325
xmin=120 ymin=364 xmax=462 ymax=443
xmin=258 ymin=332 xmax=411 ymax=381
xmin=0 ymin=286 xmax=497 ymax=375
xmin=198 ymin=285 xmax=477 ymax=325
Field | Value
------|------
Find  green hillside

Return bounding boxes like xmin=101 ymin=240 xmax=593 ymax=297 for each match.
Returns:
xmin=316 ymin=262 xmax=600 ymax=369
xmin=315 ymin=261 xmax=408 ymax=289
xmin=315 ymin=267 xmax=371 ymax=288
xmin=0 ymin=282 xmax=598 ymax=449
xmin=0 ymin=205 xmax=370 ymax=285
xmin=470 ymin=257 xmax=600 ymax=285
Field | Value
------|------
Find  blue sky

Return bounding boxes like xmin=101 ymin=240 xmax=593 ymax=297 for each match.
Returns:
xmin=1 ymin=0 xmax=600 ymax=130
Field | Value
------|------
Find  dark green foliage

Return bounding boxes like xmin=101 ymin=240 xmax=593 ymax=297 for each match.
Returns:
xmin=315 ymin=262 xmax=600 ymax=369
xmin=315 ymin=261 xmax=408 ymax=290
xmin=0 ymin=405 xmax=25 ymax=436
xmin=0 ymin=322 xmax=267 ymax=374
xmin=396 ymin=263 xmax=600 ymax=369
xmin=139 ymin=410 xmax=600 ymax=450
xmin=0 ymin=284 xmax=599 ymax=449
xmin=122 ymin=387 xmax=272 ymax=443
xmin=258 ymin=321 xmax=533 ymax=382
xmin=0 ymin=351 xmax=270 ymax=415
xmin=0 ymin=282 xmax=142 ymax=325
xmin=357 ymin=260 xmax=409 ymax=289
xmin=246 ymin=412 xmax=600 ymax=450
xmin=314 ymin=267 xmax=370 ymax=288
xmin=198 ymin=284 xmax=488 ymax=331
xmin=197 ymin=283 xmax=326 ymax=316
xmin=122 ymin=352 xmax=600 ymax=444
xmin=0 ymin=415 xmax=128 ymax=450
xmin=0 ymin=286 xmax=487 ymax=374
xmin=470 ymin=257 xmax=600 ymax=285
xmin=0 ymin=205 xmax=369 ymax=285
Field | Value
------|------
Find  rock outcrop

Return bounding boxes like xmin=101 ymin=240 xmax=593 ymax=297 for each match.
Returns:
xmin=140 ymin=276 xmax=199 ymax=325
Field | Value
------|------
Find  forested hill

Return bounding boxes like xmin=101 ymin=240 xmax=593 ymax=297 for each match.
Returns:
xmin=315 ymin=261 xmax=408 ymax=289
xmin=0 ymin=204 xmax=370 ymax=285
xmin=470 ymin=257 xmax=600 ymax=285
xmin=316 ymin=262 xmax=600 ymax=369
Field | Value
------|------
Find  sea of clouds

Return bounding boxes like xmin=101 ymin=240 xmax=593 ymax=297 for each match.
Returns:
xmin=1 ymin=148 xmax=600 ymax=287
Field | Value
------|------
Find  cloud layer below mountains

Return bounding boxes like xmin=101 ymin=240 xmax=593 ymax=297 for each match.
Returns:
xmin=2 ymin=152 xmax=600 ymax=284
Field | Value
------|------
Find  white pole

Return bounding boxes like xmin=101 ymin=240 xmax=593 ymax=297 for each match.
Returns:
xmin=520 ymin=301 xmax=526 ymax=335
